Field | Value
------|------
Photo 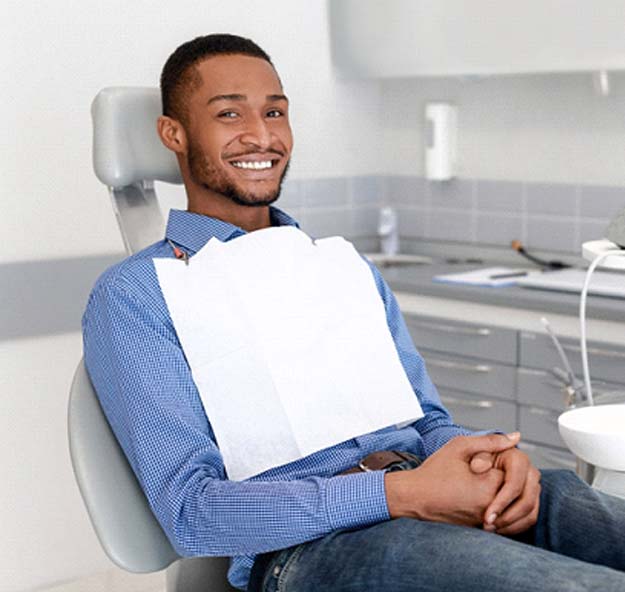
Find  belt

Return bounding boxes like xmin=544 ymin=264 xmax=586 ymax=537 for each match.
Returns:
xmin=340 ymin=450 xmax=421 ymax=475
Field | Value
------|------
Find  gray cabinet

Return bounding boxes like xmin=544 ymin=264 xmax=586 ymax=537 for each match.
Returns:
xmin=406 ymin=316 xmax=517 ymax=364
xmin=404 ymin=312 xmax=625 ymax=470
xmin=519 ymin=332 xmax=625 ymax=387
xmin=422 ymin=352 xmax=516 ymax=401
xmin=438 ymin=388 xmax=517 ymax=434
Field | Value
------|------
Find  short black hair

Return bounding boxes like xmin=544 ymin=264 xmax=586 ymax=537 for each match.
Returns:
xmin=160 ymin=34 xmax=273 ymax=123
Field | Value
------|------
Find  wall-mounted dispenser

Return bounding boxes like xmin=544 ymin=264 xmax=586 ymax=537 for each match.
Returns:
xmin=424 ymin=103 xmax=457 ymax=181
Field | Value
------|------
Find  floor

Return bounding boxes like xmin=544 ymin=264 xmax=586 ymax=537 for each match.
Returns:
xmin=37 ymin=569 xmax=165 ymax=592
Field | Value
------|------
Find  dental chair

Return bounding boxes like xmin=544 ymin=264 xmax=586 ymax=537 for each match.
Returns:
xmin=67 ymin=87 xmax=237 ymax=592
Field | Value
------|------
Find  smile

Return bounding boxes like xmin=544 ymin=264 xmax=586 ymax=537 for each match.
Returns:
xmin=230 ymin=160 xmax=275 ymax=170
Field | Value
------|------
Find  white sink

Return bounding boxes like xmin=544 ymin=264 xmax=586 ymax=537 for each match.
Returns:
xmin=364 ymin=253 xmax=432 ymax=267
xmin=558 ymin=404 xmax=625 ymax=471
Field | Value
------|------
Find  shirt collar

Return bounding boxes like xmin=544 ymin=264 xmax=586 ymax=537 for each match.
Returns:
xmin=164 ymin=207 xmax=300 ymax=255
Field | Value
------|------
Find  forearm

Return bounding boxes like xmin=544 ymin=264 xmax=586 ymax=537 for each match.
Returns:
xmin=167 ymin=470 xmax=389 ymax=556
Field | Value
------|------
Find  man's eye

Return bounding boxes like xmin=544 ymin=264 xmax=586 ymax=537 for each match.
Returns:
xmin=218 ymin=111 xmax=238 ymax=119
xmin=266 ymin=109 xmax=284 ymax=118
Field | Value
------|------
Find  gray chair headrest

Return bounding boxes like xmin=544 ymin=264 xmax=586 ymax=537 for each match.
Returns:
xmin=91 ymin=87 xmax=182 ymax=188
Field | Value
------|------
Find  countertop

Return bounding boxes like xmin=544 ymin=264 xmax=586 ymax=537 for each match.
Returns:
xmin=378 ymin=260 xmax=625 ymax=345
xmin=380 ymin=260 xmax=625 ymax=322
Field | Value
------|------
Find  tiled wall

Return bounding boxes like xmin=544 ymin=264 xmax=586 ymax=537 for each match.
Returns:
xmin=280 ymin=175 xmax=625 ymax=254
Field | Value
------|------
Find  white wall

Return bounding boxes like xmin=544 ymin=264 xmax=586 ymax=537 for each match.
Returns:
xmin=1 ymin=2 xmax=382 ymax=591
xmin=381 ymin=71 xmax=625 ymax=185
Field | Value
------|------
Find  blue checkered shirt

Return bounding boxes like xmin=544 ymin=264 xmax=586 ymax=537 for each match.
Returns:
xmin=82 ymin=207 xmax=474 ymax=590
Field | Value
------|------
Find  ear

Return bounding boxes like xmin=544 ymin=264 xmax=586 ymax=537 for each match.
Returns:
xmin=157 ymin=115 xmax=187 ymax=154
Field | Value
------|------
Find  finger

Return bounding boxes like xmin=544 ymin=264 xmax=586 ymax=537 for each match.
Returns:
xmin=457 ymin=432 xmax=520 ymax=460
xmin=492 ymin=484 xmax=539 ymax=530
xmin=469 ymin=451 xmax=494 ymax=474
xmin=495 ymin=499 xmax=540 ymax=536
xmin=483 ymin=458 xmax=528 ymax=527
xmin=493 ymin=470 xmax=541 ymax=530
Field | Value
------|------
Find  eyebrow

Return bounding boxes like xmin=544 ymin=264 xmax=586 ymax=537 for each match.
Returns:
xmin=207 ymin=93 xmax=289 ymax=105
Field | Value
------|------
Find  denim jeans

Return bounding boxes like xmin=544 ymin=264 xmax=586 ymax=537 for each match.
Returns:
xmin=248 ymin=469 xmax=625 ymax=591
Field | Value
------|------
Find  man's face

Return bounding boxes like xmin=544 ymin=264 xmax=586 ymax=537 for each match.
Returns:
xmin=182 ymin=54 xmax=293 ymax=207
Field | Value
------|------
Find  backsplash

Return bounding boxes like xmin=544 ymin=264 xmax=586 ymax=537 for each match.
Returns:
xmin=279 ymin=175 xmax=625 ymax=255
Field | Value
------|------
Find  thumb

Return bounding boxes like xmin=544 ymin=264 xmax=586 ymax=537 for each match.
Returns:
xmin=460 ymin=432 xmax=520 ymax=460
xmin=470 ymin=451 xmax=494 ymax=474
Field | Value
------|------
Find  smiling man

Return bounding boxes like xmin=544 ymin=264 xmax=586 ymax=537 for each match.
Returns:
xmin=158 ymin=44 xmax=292 ymax=230
xmin=83 ymin=34 xmax=625 ymax=592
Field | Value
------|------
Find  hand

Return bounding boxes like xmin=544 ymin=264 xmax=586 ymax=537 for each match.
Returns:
xmin=384 ymin=433 xmax=519 ymax=528
xmin=482 ymin=447 xmax=541 ymax=536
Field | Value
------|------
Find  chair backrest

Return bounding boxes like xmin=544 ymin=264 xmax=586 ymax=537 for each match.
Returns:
xmin=91 ymin=87 xmax=182 ymax=254
xmin=78 ymin=87 xmax=237 ymax=591
xmin=68 ymin=359 xmax=180 ymax=573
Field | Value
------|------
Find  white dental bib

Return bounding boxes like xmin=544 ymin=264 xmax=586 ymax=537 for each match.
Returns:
xmin=154 ymin=226 xmax=423 ymax=481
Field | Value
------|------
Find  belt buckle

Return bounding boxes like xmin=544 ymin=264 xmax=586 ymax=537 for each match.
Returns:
xmin=357 ymin=459 xmax=374 ymax=472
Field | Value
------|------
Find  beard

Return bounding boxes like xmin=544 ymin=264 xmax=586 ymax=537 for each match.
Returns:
xmin=187 ymin=140 xmax=289 ymax=208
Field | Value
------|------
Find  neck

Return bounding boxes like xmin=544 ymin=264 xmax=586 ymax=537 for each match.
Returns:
xmin=186 ymin=190 xmax=272 ymax=232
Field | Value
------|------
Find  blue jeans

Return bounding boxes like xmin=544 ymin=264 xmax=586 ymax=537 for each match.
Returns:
xmin=248 ymin=469 xmax=625 ymax=591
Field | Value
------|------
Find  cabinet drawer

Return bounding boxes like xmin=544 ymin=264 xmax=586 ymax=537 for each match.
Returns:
xmin=439 ymin=388 xmax=516 ymax=433
xmin=519 ymin=332 xmax=625 ymax=385
xmin=518 ymin=441 xmax=577 ymax=471
xmin=518 ymin=405 xmax=565 ymax=448
xmin=423 ymin=350 xmax=516 ymax=401
xmin=517 ymin=367 xmax=623 ymax=411
xmin=407 ymin=315 xmax=517 ymax=365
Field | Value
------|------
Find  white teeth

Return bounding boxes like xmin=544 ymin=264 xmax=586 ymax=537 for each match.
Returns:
xmin=232 ymin=160 xmax=273 ymax=170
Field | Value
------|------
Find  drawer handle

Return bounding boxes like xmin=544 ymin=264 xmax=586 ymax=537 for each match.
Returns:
xmin=426 ymin=358 xmax=493 ymax=374
xmin=413 ymin=320 xmax=491 ymax=337
xmin=561 ymin=344 xmax=625 ymax=360
xmin=441 ymin=396 xmax=494 ymax=409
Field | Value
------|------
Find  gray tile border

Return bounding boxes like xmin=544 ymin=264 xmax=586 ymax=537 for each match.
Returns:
xmin=300 ymin=177 xmax=350 ymax=208
xmin=580 ymin=219 xmax=612 ymax=244
xmin=524 ymin=182 xmax=577 ymax=217
xmin=350 ymin=175 xmax=386 ymax=206
xmin=476 ymin=213 xmax=523 ymax=247
xmin=428 ymin=178 xmax=475 ymax=212
xmin=349 ymin=207 xmax=381 ymax=238
xmin=387 ymin=176 xmax=428 ymax=207
xmin=526 ymin=217 xmax=578 ymax=253
xmin=351 ymin=237 xmax=381 ymax=253
xmin=396 ymin=207 xmax=427 ymax=239
xmin=475 ymin=179 xmax=524 ymax=214
xmin=426 ymin=209 xmax=474 ymax=243
xmin=289 ymin=176 xmax=625 ymax=256
xmin=277 ymin=179 xmax=303 ymax=209
xmin=0 ymin=254 xmax=122 ymax=340
xmin=579 ymin=185 xmax=625 ymax=219
xmin=299 ymin=208 xmax=351 ymax=238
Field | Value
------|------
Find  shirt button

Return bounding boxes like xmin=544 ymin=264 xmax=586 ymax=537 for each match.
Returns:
xmin=273 ymin=565 xmax=282 ymax=577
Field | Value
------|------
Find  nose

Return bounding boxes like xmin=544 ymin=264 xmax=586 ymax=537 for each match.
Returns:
xmin=239 ymin=114 xmax=272 ymax=150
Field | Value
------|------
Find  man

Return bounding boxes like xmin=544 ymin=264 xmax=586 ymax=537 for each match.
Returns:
xmin=83 ymin=34 xmax=625 ymax=591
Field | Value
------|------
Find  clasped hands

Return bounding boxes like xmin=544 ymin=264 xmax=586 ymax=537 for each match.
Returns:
xmin=384 ymin=433 xmax=541 ymax=536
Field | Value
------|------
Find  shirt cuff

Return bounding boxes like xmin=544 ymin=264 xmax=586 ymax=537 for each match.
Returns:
xmin=324 ymin=470 xmax=390 ymax=531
